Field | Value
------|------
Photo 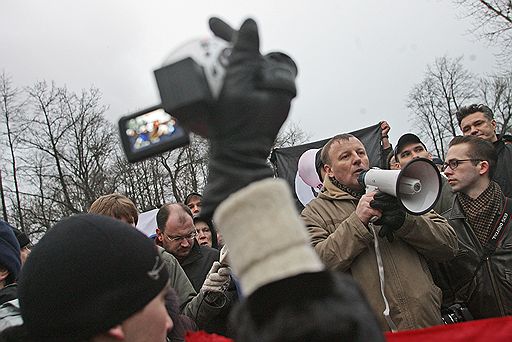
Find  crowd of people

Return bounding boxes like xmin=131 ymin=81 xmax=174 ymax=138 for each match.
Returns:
xmin=1 ymin=16 xmax=512 ymax=342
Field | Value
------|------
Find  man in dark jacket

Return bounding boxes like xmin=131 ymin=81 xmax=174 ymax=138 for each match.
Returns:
xmin=156 ymin=203 xmax=236 ymax=336
xmin=438 ymin=135 xmax=512 ymax=319
xmin=456 ymin=103 xmax=512 ymax=198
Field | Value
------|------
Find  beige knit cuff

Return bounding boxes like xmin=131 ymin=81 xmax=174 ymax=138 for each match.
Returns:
xmin=214 ymin=178 xmax=324 ymax=296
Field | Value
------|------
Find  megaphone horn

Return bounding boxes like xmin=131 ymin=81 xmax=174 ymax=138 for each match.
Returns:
xmin=357 ymin=158 xmax=441 ymax=215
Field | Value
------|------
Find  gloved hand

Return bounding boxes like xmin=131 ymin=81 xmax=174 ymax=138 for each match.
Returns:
xmin=201 ymin=261 xmax=231 ymax=293
xmin=370 ymin=192 xmax=406 ymax=242
xmin=199 ymin=17 xmax=298 ymax=219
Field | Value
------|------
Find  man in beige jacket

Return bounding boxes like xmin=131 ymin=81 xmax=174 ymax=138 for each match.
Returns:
xmin=301 ymin=133 xmax=458 ymax=331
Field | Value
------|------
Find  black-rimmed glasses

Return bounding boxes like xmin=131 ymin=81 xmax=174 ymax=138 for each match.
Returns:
xmin=441 ymin=159 xmax=482 ymax=171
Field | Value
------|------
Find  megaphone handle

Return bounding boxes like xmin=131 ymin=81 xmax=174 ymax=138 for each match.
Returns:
xmin=366 ymin=185 xmax=379 ymax=224
xmin=369 ymin=222 xmax=398 ymax=332
xmin=366 ymin=185 xmax=378 ymax=194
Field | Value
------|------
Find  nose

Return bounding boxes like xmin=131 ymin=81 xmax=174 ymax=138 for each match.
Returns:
xmin=444 ymin=165 xmax=453 ymax=176
xmin=352 ymin=152 xmax=362 ymax=164
xmin=470 ymin=126 xmax=479 ymax=135
xmin=180 ymin=238 xmax=191 ymax=247
xmin=165 ymin=312 xmax=174 ymax=333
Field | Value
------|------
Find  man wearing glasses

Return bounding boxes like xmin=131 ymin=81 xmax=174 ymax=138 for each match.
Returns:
xmin=156 ymin=203 xmax=223 ymax=291
xmin=456 ymin=104 xmax=512 ymax=197
xmin=156 ymin=203 xmax=236 ymax=336
xmin=436 ymin=135 xmax=512 ymax=320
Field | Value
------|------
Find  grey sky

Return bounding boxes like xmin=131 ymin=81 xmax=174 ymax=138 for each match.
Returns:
xmin=0 ymin=0 xmax=501 ymax=145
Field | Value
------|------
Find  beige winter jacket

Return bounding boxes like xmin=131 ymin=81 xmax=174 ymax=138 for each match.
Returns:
xmin=301 ymin=177 xmax=458 ymax=331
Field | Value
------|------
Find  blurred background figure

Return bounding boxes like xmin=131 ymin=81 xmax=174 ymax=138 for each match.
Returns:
xmin=194 ymin=217 xmax=218 ymax=249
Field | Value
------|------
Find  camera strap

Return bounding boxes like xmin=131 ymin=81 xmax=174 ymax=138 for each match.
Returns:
xmin=461 ymin=196 xmax=512 ymax=303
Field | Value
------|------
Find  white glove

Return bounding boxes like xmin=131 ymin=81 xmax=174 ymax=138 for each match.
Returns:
xmin=201 ymin=261 xmax=231 ymax=293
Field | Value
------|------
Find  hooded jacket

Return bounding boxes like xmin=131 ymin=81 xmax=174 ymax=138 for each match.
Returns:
xmin=301 ymin=176 xmax=458 ymax=331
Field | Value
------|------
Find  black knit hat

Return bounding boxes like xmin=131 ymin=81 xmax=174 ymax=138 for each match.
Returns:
xmin=0 ymin=220 xmax=21 ymax=284
xmin=394 ymin=133 xmax=426 ymax=160
xmin=18 ymin=214 xmax=169 ymax=341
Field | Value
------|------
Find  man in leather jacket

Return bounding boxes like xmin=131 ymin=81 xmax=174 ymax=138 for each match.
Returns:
xmin=437 ymin=135 xmax=512 ymax=319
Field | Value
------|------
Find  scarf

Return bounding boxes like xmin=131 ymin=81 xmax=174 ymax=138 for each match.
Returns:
xmin=329 ymin=176 xmax=365 ymax=200
xmin=457 ymin=181 xmax=503 ymax=245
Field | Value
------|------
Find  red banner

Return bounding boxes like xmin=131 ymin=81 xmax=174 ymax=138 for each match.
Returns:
xmin=385 ymin=317 xmax=512 ymax=342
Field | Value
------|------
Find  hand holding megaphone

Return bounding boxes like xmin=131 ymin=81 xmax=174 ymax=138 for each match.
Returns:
xmin=370 ymin=192 xmax=406 ymax=242
xmin=358 ymin=158 xmax=441 ymax=216
xmin=358 ymin=158 xmax=442 ymax=242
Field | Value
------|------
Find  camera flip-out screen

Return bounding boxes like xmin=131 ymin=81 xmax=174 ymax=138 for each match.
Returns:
xmin=119 ymin=105 xmax=190 ymax=163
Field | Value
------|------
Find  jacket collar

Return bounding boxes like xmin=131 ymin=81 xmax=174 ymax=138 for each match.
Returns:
xmin=446 ymin=196 xmax=467 ymax=220
xmin=319 ymin=176 xmax=361 ymax=201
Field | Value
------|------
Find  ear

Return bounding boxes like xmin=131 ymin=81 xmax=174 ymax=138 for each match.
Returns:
xmin=105 ymin=325 xmax=125 ymax=340
xmin=427 ymin=152 xmax=433 ymax=160
xmin=155 ymin=228 xmax=163 ymax=242
xmin=0 ymin=268 xmax=9 ymax=282
xmin=323 ymin=164 xmax=334 ymax=178
xmin=492 ymin=119 xmax=497 ymax=131
xmin=479 ymin=160 xmax=490 ymax=176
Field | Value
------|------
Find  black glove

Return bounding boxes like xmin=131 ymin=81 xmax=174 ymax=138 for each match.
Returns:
xmin=370 ymin=192 xmax=406 ymax=242
xmin=199 ymin=18 xmax=298 ymax=219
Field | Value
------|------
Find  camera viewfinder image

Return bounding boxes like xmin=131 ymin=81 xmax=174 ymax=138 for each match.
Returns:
xmin=125 ymin=108 xmax=186 ymax=153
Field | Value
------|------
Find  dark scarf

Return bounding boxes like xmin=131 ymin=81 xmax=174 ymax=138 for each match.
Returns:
xmin=329 ymin=177 xmax=365 ymax=200
xmin=457 ymin=181 xmax=503 ymax=245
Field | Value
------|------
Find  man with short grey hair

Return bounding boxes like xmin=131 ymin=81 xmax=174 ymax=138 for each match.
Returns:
xmin=301 ymin=133 xmax=458 ymax=331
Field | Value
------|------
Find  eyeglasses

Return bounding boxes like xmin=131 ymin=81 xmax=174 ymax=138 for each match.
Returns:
xmin=441 ymin=159 xmax=482 ymax=171
xmin=162 ymin=230 xmax=198 ymax=243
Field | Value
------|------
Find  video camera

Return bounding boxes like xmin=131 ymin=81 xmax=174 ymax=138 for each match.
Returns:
xmin=119 ymin=33 xmax=297 ymax=163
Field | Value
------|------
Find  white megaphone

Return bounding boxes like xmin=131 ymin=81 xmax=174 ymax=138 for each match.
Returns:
xmin=357 ymin=158 xmax=441 ymax=215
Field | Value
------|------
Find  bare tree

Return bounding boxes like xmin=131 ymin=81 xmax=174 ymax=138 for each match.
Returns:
xmin=112 ymin=152 xmax=170 ymax=211
xmin=158 ymin=134 xmax=209 ymax=202
xmin=408 ymin=56 xmax=476 ymax=158
xmin=23 ymin=81 xmax=78 ymax=214
xmin=455 ymin=0 xmax=512 ymax=60
xmin=57 ymin=87 xmax=117 ymax=210
xmin=0 ymin=72 xmax=26 ymax=231
xmin=273 ymin=121 xmax=311 ymax=149
xmin=480 ymin=70 xmax=512 ymax=135
xmin=14 ymin=82 xmax=119 ymax=238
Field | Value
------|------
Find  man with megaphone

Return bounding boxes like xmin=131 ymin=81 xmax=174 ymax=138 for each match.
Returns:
xmin=301 ymin=133 xmax=458 ymax=332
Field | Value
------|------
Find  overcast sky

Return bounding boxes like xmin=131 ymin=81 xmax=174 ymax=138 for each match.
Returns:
xmin=0 ymin=0 xmax=502 ymax=144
